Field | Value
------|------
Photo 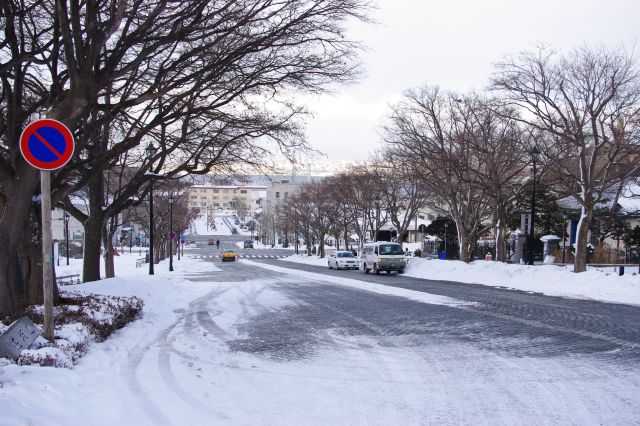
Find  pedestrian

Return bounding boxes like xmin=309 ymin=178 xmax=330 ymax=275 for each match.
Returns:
xmin=216 ymin=239 xmax=220 ymax=249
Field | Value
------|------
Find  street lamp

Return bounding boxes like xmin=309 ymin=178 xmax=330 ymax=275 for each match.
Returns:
xmin=374 ymin=195 xmax=381 ymax=242
xmin=168 ymin=192 xmax=174 ymax=272
xmin=562 ymin=210 xmax=567 ymax=264
xmin=145 ymin=143 xmax=157 ymax=275
xmin=63 ymin=211 xmax=70 ymax=265
xmin=527 ymin=145 xmax=540 ymax=266
xmin=444 ymin=221 xmax=448 ymax=257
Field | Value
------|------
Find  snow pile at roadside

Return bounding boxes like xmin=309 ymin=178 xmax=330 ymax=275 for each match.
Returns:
xmin=279 ymin=254 xmax=640 ymax=306
xmin=405 ymin=258 xmax=640 ymax=306
xmin=281 ymin=254 xmax=328 ymax=266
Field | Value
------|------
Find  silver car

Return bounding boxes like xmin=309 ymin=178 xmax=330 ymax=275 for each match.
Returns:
xmin=327 ymin=251 xmax=359 ymax=270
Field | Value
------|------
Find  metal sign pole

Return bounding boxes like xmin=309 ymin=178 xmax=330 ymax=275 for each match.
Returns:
xmin=40 ymin=170 xmax=54 ymax=341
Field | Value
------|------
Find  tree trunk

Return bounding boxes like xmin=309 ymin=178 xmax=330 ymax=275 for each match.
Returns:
xmin=344 ymin=226 xmax=349 ymax=251
xmin=318 ymin=234 xmax=325 ymax=258
xmin=574 ymin=208 xmax=593 ymax=273
xmin=457 ymin=223 xmax=471 ymax=262
xmin=18 ymin=206 xmax=58 ymax=305
xmin=0 ymin=167 xmax=40 ymax=317
xmin=83 ymin=173 xmax=106 ymax=282
xmin=305 ymin=234 xmax=312 ymax=256
xmin=18 ymin=206 xmax=43 ymax=305
xmin=495 ymin=216 xmax=506 ymax=262
xmin=83 ymin=213 xmax=103 ymax=282
xmin=0 ymin=250 xmax=24 ymax=318
xmin=102 ymin=223 xmax=115 ymax=279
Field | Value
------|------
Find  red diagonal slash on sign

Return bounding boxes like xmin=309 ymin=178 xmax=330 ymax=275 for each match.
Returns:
xmin=20 ymin=119 xmax=75 ymax=171
xmin=32 ymin=129 xmax=62 ymax=159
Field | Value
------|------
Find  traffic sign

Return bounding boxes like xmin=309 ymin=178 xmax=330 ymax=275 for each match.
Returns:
xmin=20 ymin=119 xmax=74 ymax=170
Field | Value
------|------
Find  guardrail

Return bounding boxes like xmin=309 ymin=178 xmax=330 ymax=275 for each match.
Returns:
xmin=56 ymin=274 xmax=80 ymax=286
xmin=135 ymin=258 xmax=146 ymax=268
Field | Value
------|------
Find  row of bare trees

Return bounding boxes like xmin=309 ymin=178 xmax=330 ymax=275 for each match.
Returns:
xmin=262 ymin=162 xmax=429 ymax=258
xmin=264 ymin=45 xmax=640 ymax=272
xmin=384 ymin=45 xmax=640 ymax=271
xmin=0 ymin=0 xmax=370 ymax=316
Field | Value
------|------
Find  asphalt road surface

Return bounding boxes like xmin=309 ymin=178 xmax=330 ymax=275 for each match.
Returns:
xmin=133 ymin=243 xmax=640 ymax=424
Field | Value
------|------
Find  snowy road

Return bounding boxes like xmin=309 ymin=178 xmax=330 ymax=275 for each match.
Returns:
xmin=4 ymin=251 xmax=639 ymax=425
xmin=114 ymin=255 xmax=640 ymax=425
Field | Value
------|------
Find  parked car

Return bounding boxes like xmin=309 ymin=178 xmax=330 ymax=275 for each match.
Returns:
xmin=220 ymin=249 xmax=237 ymax=262
xmin=244 ymin=240 xmax=254 ymax=249
xmin=327 ymin=251 xmax=358 ymax=270
xmin=207 ymin=239 xmax=215 ymax=245
xmin=360 ymin=242 xmax=406 ymax=274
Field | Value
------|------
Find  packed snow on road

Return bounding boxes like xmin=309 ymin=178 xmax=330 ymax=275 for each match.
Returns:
xmin=1 ymin=251 xmax=639 ymax=425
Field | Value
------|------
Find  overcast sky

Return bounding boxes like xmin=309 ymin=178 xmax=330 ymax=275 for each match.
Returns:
xmin=301 ymin=0 xmax=640 ymax=164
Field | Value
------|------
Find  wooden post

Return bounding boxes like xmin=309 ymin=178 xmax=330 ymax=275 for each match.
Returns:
xmin=40 ymin=170 xmax=54 ymax=341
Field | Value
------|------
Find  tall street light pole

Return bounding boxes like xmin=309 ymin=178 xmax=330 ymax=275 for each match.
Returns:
xmin=527 ymin=145 xmax=540 ymax=266
xmin=444 ymin=221 xmax=448 ymax=256
xmin=146 ymin=143 xmax=157 ymax=275
xmin=562 ymin=210 xmax=567 ymax=264
xmin=374 ymin=195 xmax=381 ymax=242
xmin=169 ymin=193 xmax=174 ymax=272
xmin=64 ymin=211 xmax=70 ymax=265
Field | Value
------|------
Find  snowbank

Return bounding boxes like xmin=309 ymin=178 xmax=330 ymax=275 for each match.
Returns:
xmin=279 ymin=255 xmax=640 ymax=306
xmin=405 ymin=258 xmax=640 ymax=306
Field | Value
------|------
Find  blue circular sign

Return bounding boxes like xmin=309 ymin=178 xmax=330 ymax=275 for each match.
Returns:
xmin=20 ymin=119 xmax=74 ymax=170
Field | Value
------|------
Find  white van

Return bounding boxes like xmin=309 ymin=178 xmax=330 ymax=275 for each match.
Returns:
xmin=360 ymin=242 xmax=407 ymax=274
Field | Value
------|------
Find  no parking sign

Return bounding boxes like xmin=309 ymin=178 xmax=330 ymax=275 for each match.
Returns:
xmin=20 ymin=118 xmax=75 ymax=341
xmin=20 ymin=119 xmax=74 ymax=170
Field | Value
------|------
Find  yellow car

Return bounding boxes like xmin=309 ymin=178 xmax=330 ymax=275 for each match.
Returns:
xmin=220 ymin=249 xmax=236 ymax=262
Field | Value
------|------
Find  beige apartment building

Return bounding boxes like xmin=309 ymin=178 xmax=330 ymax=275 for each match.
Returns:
xmin=188 ymin=184 xmax=266 ymax=213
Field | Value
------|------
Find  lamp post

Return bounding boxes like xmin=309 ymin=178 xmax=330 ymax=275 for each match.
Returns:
xmin=444 ymin=221 xmax=448 ymax=256
xmin=562 ymin=211 xmax=567 ymax=264
xmin=146 ymin=143 xmax=157 ymax=275
xmin=63 ymin=211 xmax=70 ymax=266
xmin=168 ymin=192 xmax=174 ymax=272
xmin=374 ymin=195 xmax=381 ymax=242
xmin=527 ymin=145 xmax=540 ymax=266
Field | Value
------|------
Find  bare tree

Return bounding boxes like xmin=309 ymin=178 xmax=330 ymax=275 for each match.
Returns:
xmin=0 ymin=0 xmax=371 ymax=315
xmin=383 ymin=87 xmax=494 ymax=262
xmin=371 ymin=151 xmax=430 ymax=244
xmin=492 ymin=45 xmax=640 ymax=272
xmin=466 ymin=98 xmax=532 ymax=261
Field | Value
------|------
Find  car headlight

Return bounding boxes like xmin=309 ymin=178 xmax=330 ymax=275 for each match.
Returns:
xmin=377 ymin=257 xmax=382 ymax=263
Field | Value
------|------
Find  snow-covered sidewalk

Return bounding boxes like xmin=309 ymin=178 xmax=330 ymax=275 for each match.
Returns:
xmin=279 ymin=255 xmax=640 ymax=306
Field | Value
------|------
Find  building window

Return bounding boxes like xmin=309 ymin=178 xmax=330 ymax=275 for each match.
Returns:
xmin=240 ymin=190 xmax=247 ymax=194
xmin=191 ymin=195 xmax=197 ymax=199
xmin=284 ymin=192 xmax=288 ymax=199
